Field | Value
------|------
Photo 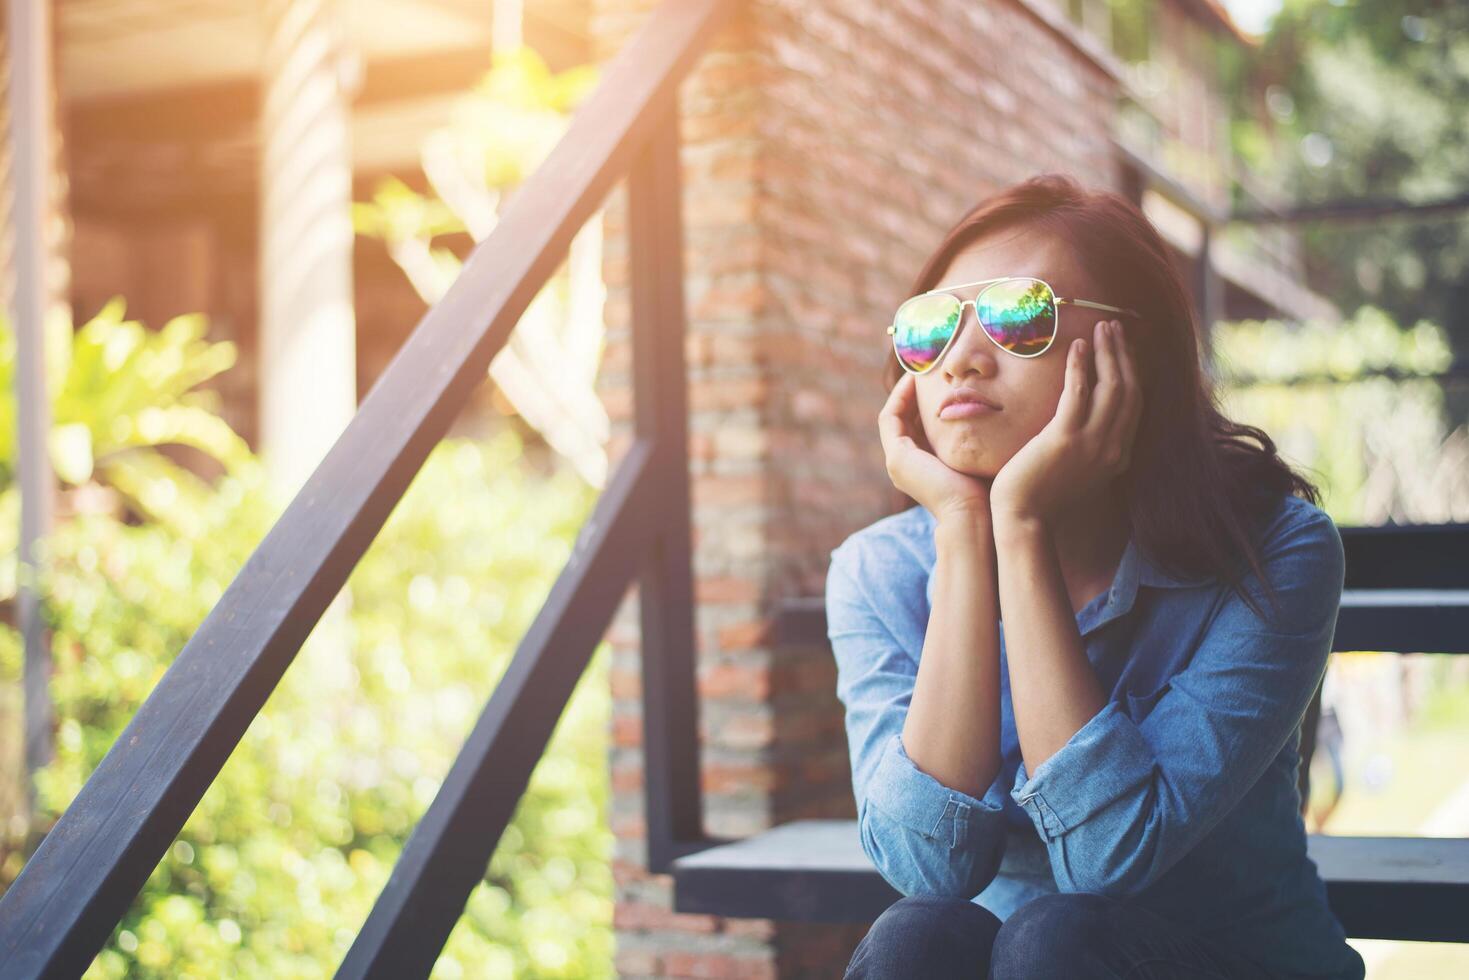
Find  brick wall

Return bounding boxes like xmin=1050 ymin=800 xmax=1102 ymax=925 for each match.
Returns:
xmin=590 ymin=1 xmax=1128 ymax=976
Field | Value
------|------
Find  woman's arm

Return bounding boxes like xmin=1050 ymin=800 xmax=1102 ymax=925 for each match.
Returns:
xmin=980 ymin=318 xmax=1346 ymax=897
xmin=834 ymin=362 xmax=1011 ymax=897
xmin=903 ymin=511 xmax=1004 ymax=799
xmin=986 ymin=319 xmax=1138 ymax=779
xmin=828 ymin=531 xmax=1009 ymax=900
xmin=1003 ymin=506 xmax=1346 ymax=896
xmin=991 ymin=515 xmax=1108 ymax=778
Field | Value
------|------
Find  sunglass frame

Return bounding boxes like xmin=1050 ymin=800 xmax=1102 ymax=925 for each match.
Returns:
xmin=886 ymin=275 xmax=1140 ymax=373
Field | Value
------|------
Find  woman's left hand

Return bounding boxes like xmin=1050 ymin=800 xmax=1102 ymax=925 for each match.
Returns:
xmin=989 ymin=318 xmax=1143 ymax=530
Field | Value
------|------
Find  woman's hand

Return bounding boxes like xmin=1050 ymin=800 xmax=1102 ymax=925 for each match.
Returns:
xmin=879 ymin=372 xmax=994 ymax=525
xmin=990 ymin=318 xmax=1142 ymax=530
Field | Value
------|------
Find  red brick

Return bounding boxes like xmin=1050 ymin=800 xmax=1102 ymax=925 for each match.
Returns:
xmin=663 ymin=951 xmax=778 ymax=980
xmin=708 ymin=151 xmax=759 ymax=182
xmin=612 ymin=713 xmax=642 ymax=748
xmin=722 ymin=917 xmax=778 ymax=940
xmin=600 ymin=385 xmax=633 ymax=421
xmin=614 ymin=948 xmax=662 ymax=975
xmin=689 ymin=279 xmax=768 ymax=319
xmin=693 ymin=473 xmax=768 ymax=507
xmin=696 ymin=575 xmax=760 ymax=603
xmin=611 ymin=813 xmax=645 ymax=837
xmin=703 ymin=763 xmax=783 ymax=793
xmin=610 ymin=664 xmax=641 ymax=700
xmin=680 ymin=111 xmax=759 ymax=142
xmin=716 ymin=619 xmax=772 ymax=651
xmin=709 ymin=710 xmax=774 ymax=747
xmin=612 ymin=859 xmax=650 ymax=886
xmin=614 ymin=901 xmax=720 ymax=934
xmin=611 ymin=764 xmax=643 ymax=793
xmin=688 ymin=431 xmax=716 ymax=461
xmin=700 ymin=660 xmax=771 ymax=700
xmin=689 ymin=377 xmax=768 ymax=412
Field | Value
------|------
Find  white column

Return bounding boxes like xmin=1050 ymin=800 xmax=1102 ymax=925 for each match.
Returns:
xmin=7 ymin=0 xmax=68 ymax=814
xmin=258 ymin=0 xmax=358 ymax=672
xmin=258 ymin=0 xmax=358 ymax=504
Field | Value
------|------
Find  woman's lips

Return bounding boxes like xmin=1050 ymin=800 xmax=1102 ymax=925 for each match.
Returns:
xmin=939 ymin=401 xmax=1000 ymax=420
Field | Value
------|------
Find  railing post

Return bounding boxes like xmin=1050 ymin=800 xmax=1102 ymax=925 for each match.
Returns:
xmin=628 ymin=98 xmax=728 ymax=873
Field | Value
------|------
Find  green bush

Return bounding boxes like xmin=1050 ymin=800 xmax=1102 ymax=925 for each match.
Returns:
xmin=1 ymin=308 xmax=611 ymax=977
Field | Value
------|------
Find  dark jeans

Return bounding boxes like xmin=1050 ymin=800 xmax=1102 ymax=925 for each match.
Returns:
xmin=843 ymin=892 xmax=1281 ymax=979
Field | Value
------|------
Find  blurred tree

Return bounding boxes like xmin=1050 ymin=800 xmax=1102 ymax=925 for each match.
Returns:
xmin=1228 ymin=1 xmax=1469 ymax=363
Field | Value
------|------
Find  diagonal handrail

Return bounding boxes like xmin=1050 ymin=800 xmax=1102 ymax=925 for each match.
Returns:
xmin=0 ymin=0 xmax=740 ymax=974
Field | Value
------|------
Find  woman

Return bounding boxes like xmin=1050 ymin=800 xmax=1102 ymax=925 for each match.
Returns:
xmin=827 ymin=173 xmax=1364 ymax=979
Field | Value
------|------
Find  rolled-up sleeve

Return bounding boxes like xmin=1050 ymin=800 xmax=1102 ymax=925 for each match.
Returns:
xmin=827 ymin=543 xmax=1008 ymax=899
xmin=1010 ymin=508 xmax=1346 ymax=897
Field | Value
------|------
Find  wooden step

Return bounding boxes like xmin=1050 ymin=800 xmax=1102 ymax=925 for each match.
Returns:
xmin=671 ymin=819 xmax=1469 ymax=942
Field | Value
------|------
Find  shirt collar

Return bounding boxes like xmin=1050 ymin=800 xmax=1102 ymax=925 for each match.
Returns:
xmin=1133 ymin=536 xmax=1213 ymax=589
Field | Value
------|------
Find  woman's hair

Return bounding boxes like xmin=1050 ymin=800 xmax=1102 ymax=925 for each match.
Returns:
xmin=882 ymin=172 xmax=1323 ymax=626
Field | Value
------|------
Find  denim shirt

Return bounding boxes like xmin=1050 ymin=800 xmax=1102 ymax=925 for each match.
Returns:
xmin=826 ymin=492 xmax=1365 ymax=980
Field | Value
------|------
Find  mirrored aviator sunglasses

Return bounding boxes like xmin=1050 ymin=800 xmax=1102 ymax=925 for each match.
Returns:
xmin=887 ymin=276 xmax=1138 ymax=374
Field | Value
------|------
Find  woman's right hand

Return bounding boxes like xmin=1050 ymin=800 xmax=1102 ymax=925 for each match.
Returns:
xmin=878 ymin=373 xmax=994 ymax=526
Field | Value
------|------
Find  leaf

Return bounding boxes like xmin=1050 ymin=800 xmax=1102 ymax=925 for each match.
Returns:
xmin=49 ymin=422 xmax=95 ymax=485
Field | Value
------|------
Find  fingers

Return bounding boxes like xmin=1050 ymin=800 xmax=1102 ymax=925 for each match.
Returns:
xmin=1090 ymin=319 xmax=1141 ymax=471
xmin=878 ymin=373 xmax=913 ymax=431
xmin=1089 ymin=319 xmax=1123 ymax=439
xmin=878 ymin=373 xmax=919 ymax=456
xmin=1055 ymin=334 xmax=1091 ymax=432
xmin=1113 ymin=321 xmax=1143 ymax=448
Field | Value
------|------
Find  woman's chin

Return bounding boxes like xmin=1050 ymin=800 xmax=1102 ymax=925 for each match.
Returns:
xmin=936 ymin=448 xmax=997 ymax=480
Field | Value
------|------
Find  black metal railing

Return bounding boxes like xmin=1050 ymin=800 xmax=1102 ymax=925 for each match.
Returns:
xmin=0 ymin=0 xmax=739 ymax=975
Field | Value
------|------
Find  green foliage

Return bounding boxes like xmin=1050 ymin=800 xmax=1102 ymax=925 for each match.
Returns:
xmin=353 ymin=43 xmax=599 ymax=248
xmin=1 ymin=309 xmax=611 ymax=976
xmin=1107 ymin=0 xmax=1156 ymax=65
xmin=351 ymin=176 xmax=464 ymax=246
xmin=1213 ymin=306 xmax=1458 ymax=523
xmin=1232 ymin=2 xmax=1469 ymax=355
xmin=0 ymin=298 xmax=252 ymax=561
xmin=1213 ymin=304 xmax=1453 ymax=384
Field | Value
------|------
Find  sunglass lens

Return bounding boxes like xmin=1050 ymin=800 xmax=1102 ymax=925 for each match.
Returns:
xmin=892 ymin=293 xmax=961 ymax=372
xmin=976 ymin=278 xmax=1056 ymax=356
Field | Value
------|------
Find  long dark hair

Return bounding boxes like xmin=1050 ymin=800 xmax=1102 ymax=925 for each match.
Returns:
xmin=882 ymin=172 xmax=1324 ymax=626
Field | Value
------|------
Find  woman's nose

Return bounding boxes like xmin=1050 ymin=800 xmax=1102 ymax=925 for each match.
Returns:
xmin=943 ymin=308 xmax=998 ymax=378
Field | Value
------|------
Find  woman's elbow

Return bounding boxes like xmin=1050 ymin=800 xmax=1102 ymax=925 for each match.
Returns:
xmin=1051 ymin=839 xmax=1159 ymax=898
xmin=1045 ymin=802 xmax=1168 ymax=898
xmin=859 ymin=808 xmax=1006 ymax=900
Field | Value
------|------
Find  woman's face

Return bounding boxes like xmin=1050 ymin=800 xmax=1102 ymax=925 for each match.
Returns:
xmin=912 ymin=225 xmax=1115 ymax=478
